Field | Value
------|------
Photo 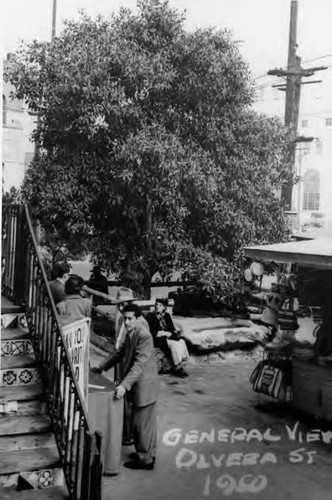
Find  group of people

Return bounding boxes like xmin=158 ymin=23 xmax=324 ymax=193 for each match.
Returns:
xmin=49 ymin=262 xmax=93 ymax=319
xmin=48 ymin=262 xmax=190 ymax=471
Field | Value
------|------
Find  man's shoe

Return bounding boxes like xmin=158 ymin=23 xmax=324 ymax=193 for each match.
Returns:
xmin=173 ymin=367 xmax=189 ymax=378
xmin=122 ymin=439 xmax=134 ymax=446
xmin=123 ymin=460 xmax=154 ymax=470
xmin=128 ymin=453 xmax=156 ymax=462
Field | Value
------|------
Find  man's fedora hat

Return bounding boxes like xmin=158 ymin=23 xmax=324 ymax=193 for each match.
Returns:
xmin=115 ymin=287 xmax=136 ymax=304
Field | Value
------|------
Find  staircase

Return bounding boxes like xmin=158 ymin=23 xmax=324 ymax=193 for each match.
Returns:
xmin=1 ymin=297 xmax=68 ymax=499
xmin=1 ymin=204 xmax=102 ymax=500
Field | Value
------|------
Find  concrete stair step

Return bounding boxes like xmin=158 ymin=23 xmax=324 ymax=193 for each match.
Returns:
xmin=0 ymin=485 xmax=68 ymax=500
xmin=0 ymin=432 xmax=57 ymax=452
xmin=0 ymin=384 xmax=44 ymax=403
xmin=0 ymin=399 xmax=47 ymax=416
xmin=0 ymin=414 xmax=52 ymax=436
xmin=1 ymin=304 xmax=24 ymax=315
xmin=1 ymin=328 xmax=31 ymax=341
xmin=1 ymin=354 xmax=36 ymax=370
xmin=1 ymin=367 xmax=41 ymax=387
xmin=0 ymin=442 xmax=59 ymax=475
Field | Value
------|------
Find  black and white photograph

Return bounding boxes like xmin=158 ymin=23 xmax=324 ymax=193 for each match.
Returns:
xmin=1 ymin=1 xmax=332 ymax=499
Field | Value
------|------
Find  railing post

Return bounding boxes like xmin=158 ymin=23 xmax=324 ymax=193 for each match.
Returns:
xmin=80 ymin=431 xmax=94 ymax=500
xmin=90 ymin=431 xmax=103 ymax=500
xmin=13 ymin=205 xmax=29 ymax=305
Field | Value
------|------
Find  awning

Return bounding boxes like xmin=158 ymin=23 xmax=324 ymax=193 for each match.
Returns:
xmin=243 ymin=238 xmax=332 ymax=269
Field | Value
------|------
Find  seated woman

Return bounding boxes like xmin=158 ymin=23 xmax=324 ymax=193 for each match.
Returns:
xmin=146 ymin=298 xmax=189 ymax=378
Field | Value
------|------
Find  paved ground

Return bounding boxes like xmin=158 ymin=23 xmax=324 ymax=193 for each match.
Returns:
xmin=89 ymin=348 xmax=332 ymax=500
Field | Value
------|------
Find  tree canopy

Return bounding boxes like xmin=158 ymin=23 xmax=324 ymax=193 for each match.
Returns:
xmin=6 ymin=0 xmax=293 ymax=299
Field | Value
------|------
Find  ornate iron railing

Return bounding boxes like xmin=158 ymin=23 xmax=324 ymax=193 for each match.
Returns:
xmin=1 ymin=204 xmax=103 ymax=500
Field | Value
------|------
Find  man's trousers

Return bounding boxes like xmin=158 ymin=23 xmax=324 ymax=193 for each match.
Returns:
xmin=132 ymin=402 xmax=157 ymax=464
xmin=122 ymin=395 xmax=133 ymax=444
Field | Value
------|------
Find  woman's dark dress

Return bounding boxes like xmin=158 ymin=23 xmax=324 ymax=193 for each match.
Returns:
xmin=146 ymin=311 xmax=177 ymax=353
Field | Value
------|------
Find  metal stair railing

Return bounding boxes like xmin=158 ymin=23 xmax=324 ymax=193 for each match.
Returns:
xmin=1 ymin=204 xmax=103 ymax=500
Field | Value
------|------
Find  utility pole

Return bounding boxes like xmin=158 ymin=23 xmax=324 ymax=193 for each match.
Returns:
xmin=52 ymin=0 xmax=57 ymax=41
xmin=34 ymin=0 xmax=57 ymax=159
xmin=268 ymin=0 xmax=327 ymax=213
xmin=284 ymin=0 xmax=298 ymax=130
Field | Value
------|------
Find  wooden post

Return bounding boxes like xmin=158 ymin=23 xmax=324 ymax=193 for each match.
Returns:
xmin=284 ymin=0 xmax=298 ymax=127
xmin=282 ymin=0 xmax=299 ymax=210
xmin=52 ymin=0 xmax=57 ymax=41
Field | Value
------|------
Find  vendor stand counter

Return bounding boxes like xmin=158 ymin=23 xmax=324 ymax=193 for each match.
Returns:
xmin=88 ymin=370 xmax=124 ymax=475
xmin=243 ymin=237 xmax=332 ymax=422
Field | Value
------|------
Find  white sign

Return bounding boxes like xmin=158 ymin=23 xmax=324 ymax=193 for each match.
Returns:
xmin=61 ymin=318 xmax=90 ymax=400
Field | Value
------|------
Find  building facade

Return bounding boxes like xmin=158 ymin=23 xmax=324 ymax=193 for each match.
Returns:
xmin=2 ymin=55 xmax=35 ymax=194
xmin=254 ymin=57 xmax=332 ymax=234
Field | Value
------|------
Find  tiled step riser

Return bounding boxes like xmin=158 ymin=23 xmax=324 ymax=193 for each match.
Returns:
xmin=1 ymin=367 xmax=41 ymax=387
xmin=1 ymin=340 xmax=33 ymax=357
xmin=19 ymin=468 xmax=65 ymax=490
xmin=0 ymin=400 xmax=47 ymax=416
xmin=0 ymin=472 xmax=19 ymax=489
xmin=1 ymin=314 xmax=19 ymax=330
xmin=1 ymin=313 xmax=28 ymax=331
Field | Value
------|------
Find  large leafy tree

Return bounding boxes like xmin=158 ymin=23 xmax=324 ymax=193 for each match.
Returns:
xmin=6 ymin=0 xmax=292 ymax=299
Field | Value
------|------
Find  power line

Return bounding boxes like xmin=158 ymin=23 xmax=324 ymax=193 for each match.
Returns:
xmin=303 ymin=53 xmax=332 ymax=65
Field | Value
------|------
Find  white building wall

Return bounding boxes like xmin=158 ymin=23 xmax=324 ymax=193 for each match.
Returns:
xmin=2 ymin=57 xmax=35 ymax=193
xmin=253 ymin=58 xmax=332 ymax=233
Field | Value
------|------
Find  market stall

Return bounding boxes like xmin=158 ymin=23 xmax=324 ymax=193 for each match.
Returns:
xmin=243 ymin=238 xmax=332 ymax=421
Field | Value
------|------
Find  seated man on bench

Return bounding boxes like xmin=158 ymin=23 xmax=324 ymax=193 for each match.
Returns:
xmin=146 ymin=298 xmax=189 ymax=378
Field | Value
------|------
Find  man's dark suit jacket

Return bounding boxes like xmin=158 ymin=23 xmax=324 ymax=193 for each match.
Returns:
xmin=49 ymin=279 xmax=66 ymax=305
xmin=100 ymin=322 xmax=158 ymax=407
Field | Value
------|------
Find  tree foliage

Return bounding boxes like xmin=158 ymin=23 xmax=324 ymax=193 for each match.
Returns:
xmin=6 ymin=0 xmax=293 ymax=299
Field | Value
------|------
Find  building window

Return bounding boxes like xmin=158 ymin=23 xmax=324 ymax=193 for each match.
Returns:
xmin=303 ymin=193 xmax=320 ymax=211
xmin=325 ymin=117 xmax=332 ymax=127
xmin=2 ymin=95 xmax=6 ymax=125
xmin=303 ymin=170 xmax=320 ymax=211
xmin=301 ymin=119 xmax=308 ymax=128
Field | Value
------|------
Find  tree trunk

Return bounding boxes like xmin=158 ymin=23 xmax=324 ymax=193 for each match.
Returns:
xmin=142 ymin=270 xmax=152 ymax=300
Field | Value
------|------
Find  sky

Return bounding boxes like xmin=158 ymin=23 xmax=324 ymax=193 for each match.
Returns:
xmin=2 ymin=0 xmax=332 ymax=79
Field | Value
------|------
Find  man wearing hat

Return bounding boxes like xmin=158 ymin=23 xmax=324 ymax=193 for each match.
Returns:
xmin=146 ymin=298 xmax=189 ymax=378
